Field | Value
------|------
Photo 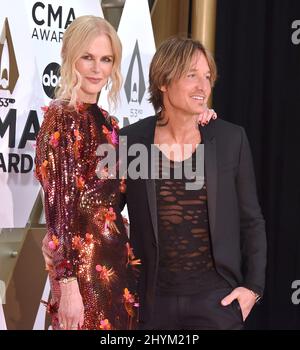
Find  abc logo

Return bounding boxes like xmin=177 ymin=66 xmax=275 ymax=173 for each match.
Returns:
xmin=42 ymin=62 xmax=61 ymax=99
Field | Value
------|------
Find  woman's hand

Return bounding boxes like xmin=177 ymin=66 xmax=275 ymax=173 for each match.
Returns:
xmin=198 ymin=107 xmax=217 ymax=126
xmin=42 ymin=235 xmax=84 ymax=329
xmin=58 ymin=279 xmax=85 ymax=330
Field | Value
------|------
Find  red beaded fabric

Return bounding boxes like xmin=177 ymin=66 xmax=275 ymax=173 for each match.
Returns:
xmin=35 ymin=100 xmax=139 ymax=330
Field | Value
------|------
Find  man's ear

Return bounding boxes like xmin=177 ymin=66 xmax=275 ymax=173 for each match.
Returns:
xmin=160 ymin=85 xmax=167 ymax=92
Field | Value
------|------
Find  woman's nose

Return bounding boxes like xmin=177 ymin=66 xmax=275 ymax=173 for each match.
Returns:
xmin=92 ymin=61 xmax=101 ymax=73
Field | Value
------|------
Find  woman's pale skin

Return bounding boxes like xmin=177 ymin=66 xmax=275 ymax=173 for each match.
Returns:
xmin=57 ymin=33 xmax=114 ymax=330
xmin=154 ymin=50 xmax=257 ymax=321
xmin=44 ymin=40 xmax=217 ymax=330
xmin=75 ymin=34 xmax=114 ymax=104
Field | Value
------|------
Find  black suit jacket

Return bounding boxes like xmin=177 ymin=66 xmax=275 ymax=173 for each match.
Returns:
xmin=119 ymin=116 xmax=267 ymax=323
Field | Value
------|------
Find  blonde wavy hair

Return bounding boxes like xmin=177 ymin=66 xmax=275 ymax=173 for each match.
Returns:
xmin=55 ymin=15 xmax=122 ymax=109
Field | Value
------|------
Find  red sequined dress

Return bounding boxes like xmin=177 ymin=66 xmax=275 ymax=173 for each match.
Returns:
xmin=35 ymin=100 xmax=139 ymax=330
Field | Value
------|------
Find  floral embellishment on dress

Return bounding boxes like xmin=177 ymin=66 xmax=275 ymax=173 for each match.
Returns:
xmin=85 ymin=233 xmax=93 ymax=244
xmin=95 ymin=264 xmax=115 ymax=284
xmin=73 ymin=129 xmax=82 ymax=159
xmin=99 ymin=319 xmax=112 ymax=330
xmin=49 ymin=131 xmax=60 ymax=148
xmin=102 ymin=125 xmax=111 ymax=143
xmin=41 ymin=105 xmax=49 ymax=113
xmin=123 ymin=288 xmax=137 ymax=304
xmin=123 ymin=288 xmax=139 ymax=318
xmin=104 ymin=207 xmax=120 ymax=235
xmin=97 ymin=165 xmax=110 ymax=180
xmin=72 ymin=235 xmax=82 ymax=251
xmin=56 ymin=259 xmax=73 ymax=277
xmin=105 ymin=207 xmax=116 ymax=221
xmin=48 ymin=234 xmax=59 ymax=251
xmin=74 ymin=129 xmax=82 ymax=140
xmin=119 ymin=177 xmax=126 ymax=193
xmin=102 ymin=124 xmax=118 ymax=146
xmin=110 ymin=117 xmax=119 ymax=131
xmin=111 ymin=128 xmax=118 ymax=145
xmin=41 ymin=299 xmax=59 ymax=315
xmin=75 ymin=102 xmax=86 ymax=114
xmin=111 ymin=117 xmax=119 ymax=145
xmin=40 ymin=160 xmax=49 ymax=182
xmin=125 ymin=242 xmax=141 ymax=268
xmin=76 ymin=176 xmax=85 ymax=190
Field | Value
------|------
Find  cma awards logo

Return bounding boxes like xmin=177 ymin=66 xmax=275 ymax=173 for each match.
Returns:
xmin=42 ymin=62 xmax=60 ymax=99
xmin=32 ymin=2 xmax=75 ymax=42
xmin=124 ymin=40 xmax=146 ymax=105
xmin=0 ymin=18 xmax=19 ymax=94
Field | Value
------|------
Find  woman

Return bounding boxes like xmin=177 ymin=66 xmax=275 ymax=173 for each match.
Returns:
xmin=37 ymin=16 xmax=217 ymax=330
xmin=35 ymin=15 xmax=139 ymax=330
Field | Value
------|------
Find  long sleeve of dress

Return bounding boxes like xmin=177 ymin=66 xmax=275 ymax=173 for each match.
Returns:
xmin=35 ymin=102 xmax=86 ymax=279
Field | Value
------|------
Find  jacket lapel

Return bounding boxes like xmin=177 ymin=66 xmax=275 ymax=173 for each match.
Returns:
xmin=139 ymin=117 xmax=159 ymax=244
xmin=200 ymin=123 xmax=217 ymax=237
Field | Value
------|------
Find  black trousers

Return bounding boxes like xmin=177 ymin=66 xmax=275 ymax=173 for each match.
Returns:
xmin=140 ymin=284 xmax=244 ymax=330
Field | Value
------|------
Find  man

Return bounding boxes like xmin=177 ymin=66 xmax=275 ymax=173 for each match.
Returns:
xmin=119 ymin=37 xmax=266 ymax=330
xmin=43 ymin=37 xmax=266 ymax=330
